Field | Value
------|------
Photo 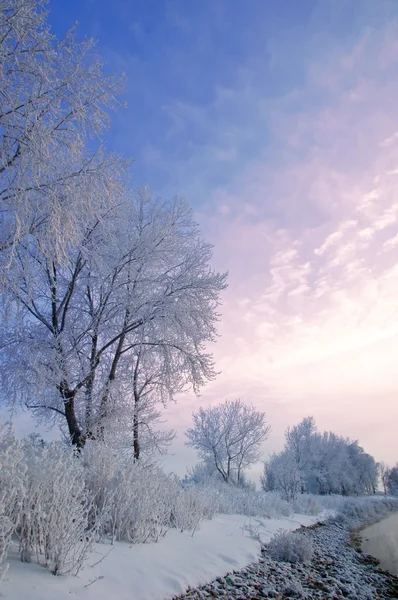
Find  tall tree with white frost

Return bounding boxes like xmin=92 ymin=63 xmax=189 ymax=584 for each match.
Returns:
xmin=0 ymin=0 xmax=125 ymax=268
xmin=1 ymin=191 xmax=227 ymax=448
xmin=185 ymin=399 xmax=270 ymax=484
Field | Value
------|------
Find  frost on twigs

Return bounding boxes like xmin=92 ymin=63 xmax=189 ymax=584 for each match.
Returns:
xmin=0 ymin=0 xmax=126 ymax=268
xmin=19 ymin=440 xmax=102 ymax=575
xmin=83 ymin=442 xmax=217 ymax=543
xmin=267 ymin=530 xmax=314 ymax=564
xmin=0 ymin=423 xmax=25 ymax=579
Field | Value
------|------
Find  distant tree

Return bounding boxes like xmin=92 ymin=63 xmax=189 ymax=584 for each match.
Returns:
xmin=262 ymin=451 xmax=301 ymax=502
xmin=345 ymin=441 xmax=378 ymax=495
xmin=285 ymin=416 xmax=317 ymax=492
xmin=387 ymin=465 xmax=398 ymax=496
xmin=264 ymin=417 xmax=379 ymax=497
xmin=185 ymin=399 xmax=270 ymax=485
xmin=379 ymin=462 xmax=391 ymax=496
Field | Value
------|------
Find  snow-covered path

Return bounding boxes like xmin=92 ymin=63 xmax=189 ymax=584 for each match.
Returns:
xmin=0 ymin=513 xmax=323 ymax=600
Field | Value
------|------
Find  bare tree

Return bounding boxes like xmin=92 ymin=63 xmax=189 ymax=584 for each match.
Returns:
xmin=185 ymin=399 xmax=270 ymax=484
xmin=1 ymin=191 xmax=227 ymax=447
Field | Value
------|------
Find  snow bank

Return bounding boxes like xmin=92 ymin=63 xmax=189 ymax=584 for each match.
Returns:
xmin=0 ymin=511 xmax=328 ymax=600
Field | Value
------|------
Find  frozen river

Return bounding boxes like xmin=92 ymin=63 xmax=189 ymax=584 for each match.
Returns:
xmin=361 ymin=511 xmax=398 ymax=575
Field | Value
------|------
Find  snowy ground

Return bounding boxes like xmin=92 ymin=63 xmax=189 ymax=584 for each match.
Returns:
xmin=0 ymin=512 xmax=328 ymax=600
xmin=175 ymin=513 xmax=398 ymax=600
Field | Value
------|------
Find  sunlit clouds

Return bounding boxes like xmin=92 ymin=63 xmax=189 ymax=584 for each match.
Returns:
xmin=165 ymin=16 xmax=398 ymax=474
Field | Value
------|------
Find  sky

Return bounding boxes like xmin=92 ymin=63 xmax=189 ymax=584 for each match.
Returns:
xmin=12 ymin=0 xmax=398 ymax=481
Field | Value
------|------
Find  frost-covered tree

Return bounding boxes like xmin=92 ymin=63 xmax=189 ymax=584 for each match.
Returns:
xmin=0 ymin=0 xmax=125 ymax=267
xmin=186 ymin=399 xmax=270 ymax=484
xmin=262 ymin=451 xmax=301 ymax=502
xmin=379 ymin=462 xmax=391 ymax=496
xmin=263 ymin=417 xmax=378 ymax=497
xmin=387 ymin=465 xmax=398 ymax=496
xmin=97 ymin=344 xmax=177 ymax=460
xmin=285 ymin=416 xmax=316 ymax=492
xmin=2 ymin=191 xmax=227 ymax=447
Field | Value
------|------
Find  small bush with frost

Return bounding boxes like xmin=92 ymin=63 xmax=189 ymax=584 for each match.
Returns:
xmin=267 ymin=530 xmax=314 ymax=564
xmin=19 ymin=439 xmax=101 ymax=575
xmin=171 ymin=485 xmax=217 ymax=533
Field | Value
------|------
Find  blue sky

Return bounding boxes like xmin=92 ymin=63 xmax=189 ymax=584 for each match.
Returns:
xmin=18 ymin=0 xmax=398 ymax=477
xmin=47 ymin=0 xmax=397 ymax=205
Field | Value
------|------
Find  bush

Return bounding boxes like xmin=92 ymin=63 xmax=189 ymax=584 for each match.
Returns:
xmin=83 ymin=442 xmax=212 ymax=543
xmin=172 ymin=486 xmax=216 ymax=532
xmin=19 ymin=439 xmax=100 ymax=575
xmin=0 ymin=429 xmax=103 ymax=577
xmin=336 ymin=496 xmax=398 ymax=526
xmin=267 ymin=530 xmax=314 ymax=564
xmin=190 ymin=481 xmax=294 ymax=519
xmin=293 ymin=494 xmax=322 ymax=516
xmin=0 ymin=424 xmax=26 ymax=578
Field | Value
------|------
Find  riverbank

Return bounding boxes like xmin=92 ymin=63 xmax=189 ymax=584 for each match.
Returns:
xmin=361 ymin=511 xmax=398 ymax=576
xmin=175 ymin=507 xmax=398 ymax=599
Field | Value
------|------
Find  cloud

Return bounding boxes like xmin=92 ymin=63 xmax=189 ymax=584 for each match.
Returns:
xmin=169 ymin=18 xmax=398 ymax=471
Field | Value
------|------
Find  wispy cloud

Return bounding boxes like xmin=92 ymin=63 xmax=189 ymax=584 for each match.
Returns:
xmin=165 ymin=18 xmax=398 ymax=469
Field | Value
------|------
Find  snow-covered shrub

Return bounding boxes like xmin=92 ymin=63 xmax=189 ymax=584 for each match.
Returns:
xmin=0 ymin=423 xmax=26 ymax=578
xmin=83 ymin=442 xmax=179 ymax=543
xmin=19 ymin=440 xmax=99 ymax=575
xmin=310 ymin=493 xmax=347 ymax=513
xmin=337 ymin=495 xmax=398 ymax=526
xmin=171 ymin=485 xmax=217 ymax=533
xmin=267 ymin=530 xmax=314 ymax=564
xmin=283 ymin=579 xmax=305 ymax=597
xmin=293 ymin=494 xmax=322 ymax=516
xmin=196 ymin=481 xmax=293 ymax=519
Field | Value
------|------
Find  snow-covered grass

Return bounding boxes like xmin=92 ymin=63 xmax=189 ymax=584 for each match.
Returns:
xmin=0 ymin=512 xmax=325 ymax=600
xmin=0 ymin=428 xmax=217 ymax=579
xmin=187 ymin=481 xmax=298 ymax=519
xmin=309 ymin=492 xmax=398 ymax=525
xmin=335 ymin=494 xmax=398 ymax=526
xmin=267 ymin=529 xmax=314 ymax=564
xmin=2 ymin=425 xmax=397 ymax=600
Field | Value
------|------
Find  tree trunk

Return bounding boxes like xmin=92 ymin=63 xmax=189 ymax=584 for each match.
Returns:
xmin=133 ymin=409 xmax=140 ymax=460
xmin=62 ymin=387 xmax=85 ymax=448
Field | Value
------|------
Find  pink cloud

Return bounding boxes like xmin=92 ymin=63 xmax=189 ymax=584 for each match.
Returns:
xmin=171 ymin=22 xmax=398 ymax=475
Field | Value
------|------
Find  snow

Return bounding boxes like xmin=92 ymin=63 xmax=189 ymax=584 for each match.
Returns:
xmin=0 ymin=512 xmax=329 ymax=600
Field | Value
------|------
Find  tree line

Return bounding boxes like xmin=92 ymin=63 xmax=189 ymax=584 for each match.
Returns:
xmin=185 ymin=406 xmax=391 ymax=500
